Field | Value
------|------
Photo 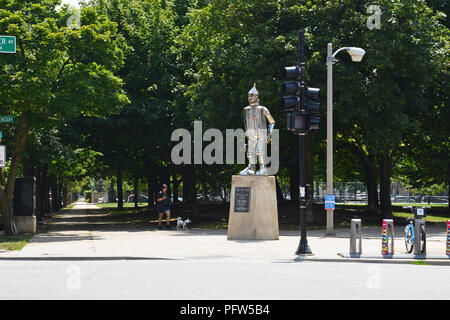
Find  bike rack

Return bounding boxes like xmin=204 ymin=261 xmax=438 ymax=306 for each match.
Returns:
xmin=350 ymin=219 xmax=362 ymax=255
xmin=381 ymin=219 xmax=394 ymax=256
xmin=446 ymin=220 xmax=450 ymax=256
xmin=414 ymin=219 xmax=426 ymax=255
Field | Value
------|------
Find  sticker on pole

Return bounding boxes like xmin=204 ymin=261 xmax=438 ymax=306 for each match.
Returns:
xmin=325 ymin=194 xmax=335 ymax=210
xmin=0 ymin=145 xmax=5 ymax=168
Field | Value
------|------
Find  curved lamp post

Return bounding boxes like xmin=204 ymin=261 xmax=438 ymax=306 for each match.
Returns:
xmin=325 ymin=44 xmax=365 ymax=236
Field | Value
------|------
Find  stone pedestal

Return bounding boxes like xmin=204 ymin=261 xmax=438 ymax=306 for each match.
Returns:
xmin=13 ymin=216 xmax=36 ymax=234
xmin=227 ymin=175 xmax=279 ymax=240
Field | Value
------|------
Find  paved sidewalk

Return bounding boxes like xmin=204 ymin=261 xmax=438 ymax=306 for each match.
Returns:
xmin=1 ymin=201 xmax=448 ymax=264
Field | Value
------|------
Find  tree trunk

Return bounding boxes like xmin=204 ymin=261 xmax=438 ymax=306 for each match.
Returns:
xmin=364 ymin=154 xmax=379 ymax=212
xmin=379 ymin=154 xmax=393 ymax=218
xmin=159 ymin=165 xmax=171 ymax=200
xmin=62 ymin=183 xmax=68 ymax=207
xmin=42 ymin=164 xmax=50 ymax=216
xmin=184 ymin=165 xmax=198 ymax=216
xmin=133 ymin=175 xmax=138 ymax=208
xmin=182 ymin=175 xmax=188 ymax=203
xmin=57 ymin=181 xmax=63 ymax=210
xmin=172 ymin=174 xmax=180 ymax=205
xmin=147 ymin=176 xmax=154 ymax=207
xmin=35 ymin=166 xmax=42 ymax=219
xmin=0 ymin=112 xmax=31 ymax=235
xmin=117 ymin=164 xmax=123 ymax=210
xmin=50 ymin=177 xmax=58 ymax=212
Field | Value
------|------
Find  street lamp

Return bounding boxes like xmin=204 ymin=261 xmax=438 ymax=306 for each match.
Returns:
xmin=325 ymin=43 xmax=365 ymax=236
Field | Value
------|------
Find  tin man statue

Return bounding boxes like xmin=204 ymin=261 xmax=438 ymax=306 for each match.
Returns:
xmin=240 ymin=84 xmax=276 ymax=176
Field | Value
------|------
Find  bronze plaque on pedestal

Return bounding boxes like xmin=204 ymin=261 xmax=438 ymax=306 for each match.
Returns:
xmin=234 ymin=187 xmax=251 ymax=212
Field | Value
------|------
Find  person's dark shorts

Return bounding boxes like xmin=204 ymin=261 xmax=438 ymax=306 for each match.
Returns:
xmin=157 ymin=206 xmax=170 ymax=213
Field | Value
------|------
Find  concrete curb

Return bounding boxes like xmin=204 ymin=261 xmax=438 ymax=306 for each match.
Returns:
xmin=338 ymin=253 xmax=450 ymax=260
xmin=292 ymin=254 xmax=450 ymax=266
xmin=0 ymin=256 xmax=179 ymax=261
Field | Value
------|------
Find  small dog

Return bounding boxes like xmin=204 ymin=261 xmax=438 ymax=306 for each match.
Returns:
xmin=176 ymin=217 xmax=192 ymax=231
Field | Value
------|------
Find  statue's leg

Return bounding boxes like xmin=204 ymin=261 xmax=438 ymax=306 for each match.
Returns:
xmin=256 ymin=137 xmax=268 ymax=175
xmin=240 ymin=138 xmax=257 ymax=175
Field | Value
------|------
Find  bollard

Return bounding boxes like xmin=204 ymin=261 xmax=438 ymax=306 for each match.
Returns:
xmin=414 ymin=219 xmax=426 ymax=255
xmin=381 ymin=219 xmax=394 ymax=256
xmin=446 ymin=221 xmax=450 ymax=256
xmin=350 ymin=219 xmax=362 ymax=255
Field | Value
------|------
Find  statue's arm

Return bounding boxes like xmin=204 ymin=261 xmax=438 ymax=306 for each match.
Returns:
xmin=263 ymin=107 xmax=275 ymax=142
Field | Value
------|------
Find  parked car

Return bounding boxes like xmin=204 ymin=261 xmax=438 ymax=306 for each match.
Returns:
xmin=127 ymin=194 xmax=149 ymax=203
xmin=423 ymin=196 xmax=448 ymax=204
xmin=393 ymin=196 xmax=416 ymax=203
xmin=97 ymin=197 xmax=105 ymax=204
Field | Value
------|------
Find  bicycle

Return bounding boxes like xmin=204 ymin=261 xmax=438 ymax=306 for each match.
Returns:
xmin=403 ymin=206 xmax=427 ymax=254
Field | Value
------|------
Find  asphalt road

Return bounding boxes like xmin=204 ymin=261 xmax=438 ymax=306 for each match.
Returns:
xmin=1 ymin=260 xmax=449 ymax=300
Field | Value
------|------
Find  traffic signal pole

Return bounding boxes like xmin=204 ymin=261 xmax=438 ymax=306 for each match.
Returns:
xmin=281 ymin=30 xmax=319 ymax=255
xmin=295 ymin=31 xmax=312 ymax=255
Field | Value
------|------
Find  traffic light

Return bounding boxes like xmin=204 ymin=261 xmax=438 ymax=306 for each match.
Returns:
xmin=305 ymin=87 xmax=320 ymax=130
xmin=281 ymin=65 xmax=303 ymax=111
xmin=281 ymin=65 xmax=320 ymax=132
xmin=287 ymin=111 xmax=308 ymax=135
xmin=282 ymin=66 xmax=302 ymax=79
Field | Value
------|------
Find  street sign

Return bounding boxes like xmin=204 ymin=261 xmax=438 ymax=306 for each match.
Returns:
xmin=325 ymin=194 xmax=335 ymax=210
xmin=0 ymin=131 xmax=2 ymax=139
xmin=0 ymin=145 xmax=5 ymax=168
xmin=0 ymin=116 xmax=14 ymax=123
xmin=0 ymin=36 xmax=16 ymax=53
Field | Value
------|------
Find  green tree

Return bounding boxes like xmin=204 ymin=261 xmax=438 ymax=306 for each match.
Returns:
xmin=306 ymin=0 xmax=449 ymax=217
xmin=0 ymin=0 xmax=128 ymax=235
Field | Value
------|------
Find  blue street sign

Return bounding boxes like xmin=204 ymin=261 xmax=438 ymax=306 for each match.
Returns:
xmin=325 ymin=194 xmax=335 ymax=210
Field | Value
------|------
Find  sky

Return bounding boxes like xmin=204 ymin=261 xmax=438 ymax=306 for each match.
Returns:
xmin=61 ymin=0 xmax=80 ymax=7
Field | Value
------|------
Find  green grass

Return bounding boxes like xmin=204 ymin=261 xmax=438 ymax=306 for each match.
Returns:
xmin=393 ymin=211 xmax=449 ymax=223
xmin=96 ymin=202 xmax=149 ymax=208
xmin=391 ymin=203 xmax=447 ymax=207
xmin=410 ymin=260 xmax=430 ymax=266
xmin=0 ymin=234 xmax=33 ymax=251
xmin=339 ymin=203 xmax=447 ymax=207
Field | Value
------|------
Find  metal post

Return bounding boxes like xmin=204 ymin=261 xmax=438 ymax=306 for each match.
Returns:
xmin=326 ymin=43 xmax=335 ymax=236
xmin=295 ymin=31 xmax=312 ymax=255
xmin=296 ymin=134 xmax=311 ymax=255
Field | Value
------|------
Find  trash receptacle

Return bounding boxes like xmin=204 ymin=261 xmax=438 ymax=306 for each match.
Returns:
xmin=13 ymin=177 xmax=36 ymax=233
